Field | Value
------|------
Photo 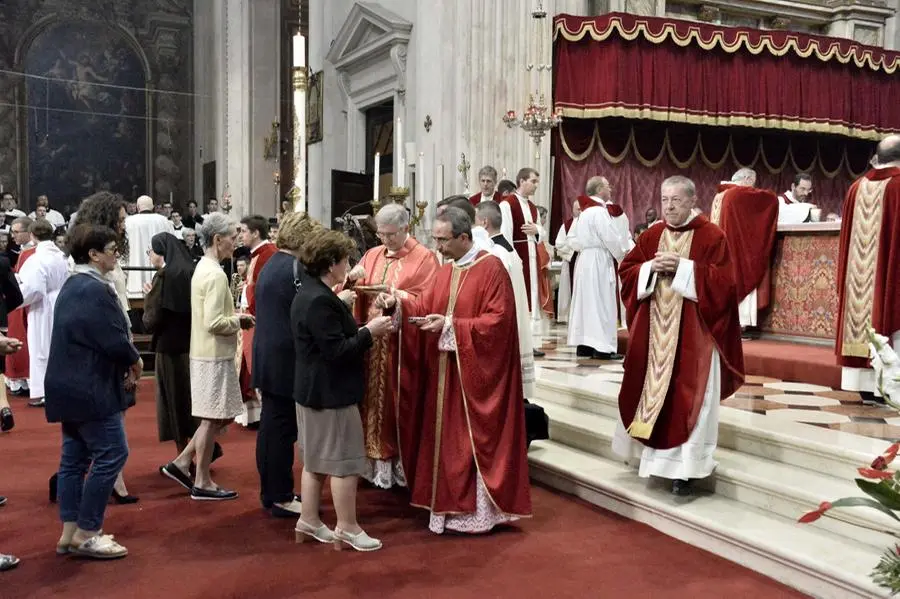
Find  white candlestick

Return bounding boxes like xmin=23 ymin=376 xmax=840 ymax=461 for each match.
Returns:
xmin=416 ymin=152 xmax=425 ymax=207
xmin=396 ymin=118 xmax=404 ymax=187
xmin=373 ymin=152 xmax=380 ymax=200
xmin=169 ymin=191 xmax=173 ymax=204
xmin=292 ymin=33 xmax=305 ymax=67
xmin=0 ymin=183 xmax=3 ymax=194
xmin=437 ymin=164 xmax=444 ymax=200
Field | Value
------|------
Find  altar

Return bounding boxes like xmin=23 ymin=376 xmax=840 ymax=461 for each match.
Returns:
xmin=759 ymin=222 xmax=842 ymax=344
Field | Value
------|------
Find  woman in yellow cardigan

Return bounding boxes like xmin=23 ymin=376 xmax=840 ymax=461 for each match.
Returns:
xmin=164 ymin=213 xmax=255 ymax=501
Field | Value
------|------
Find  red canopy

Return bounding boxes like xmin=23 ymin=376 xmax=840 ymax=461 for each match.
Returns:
xmin=553 ymin=13 xmax=900 ymax=141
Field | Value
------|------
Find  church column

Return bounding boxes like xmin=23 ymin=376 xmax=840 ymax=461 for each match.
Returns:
xmin=202 ymin=0 xmax=280 ymax=219
xmin=307 ymin=0 xmax=325 ymax=221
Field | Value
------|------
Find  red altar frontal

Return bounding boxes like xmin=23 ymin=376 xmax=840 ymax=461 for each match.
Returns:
xmin=760 ymin=223 xmax=840 ymax=342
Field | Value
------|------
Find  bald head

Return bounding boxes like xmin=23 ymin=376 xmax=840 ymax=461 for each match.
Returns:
xmin=875 ymin=134 xmax=900 ymax=166
xmin=585 ymin=176 xmax=611 ymax=200
xmin=731 ymin=168 xmax=757 ymax=187
xmin=136 ymin=195 xmax=154 ymax=212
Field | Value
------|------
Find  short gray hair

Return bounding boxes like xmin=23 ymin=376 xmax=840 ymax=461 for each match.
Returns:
xmin=475 ymin=200 xmax=502 ymax=230
xmin=478 ymin=165 xmax=498 ymax=181
xmin=661 ymin=175 xmax=696 ymax=197
xmin=585 ymin=176 xmax=609 ymax=196
xmin=374 ymin=203 xmax=409 ymax=227
xmin=731 ymin=167 xmax=756 ymax=185
xmin=435 ymin=207 xmax=472 ymax=238
xmin=197 ymin=212 xmax=235 ymax=249
xmin=182 ymin=227 xmax=196 ymax=238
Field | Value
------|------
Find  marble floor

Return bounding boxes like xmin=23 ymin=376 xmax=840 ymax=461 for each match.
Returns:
xmin=538 ymin=323 xmax=900 ymax=442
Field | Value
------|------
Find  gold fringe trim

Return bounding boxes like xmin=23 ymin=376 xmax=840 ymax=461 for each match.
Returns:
xmin=558 ymin=120 xmax=872 ymax=178
xmin=552 ymin=14 xmax=900 ymax=74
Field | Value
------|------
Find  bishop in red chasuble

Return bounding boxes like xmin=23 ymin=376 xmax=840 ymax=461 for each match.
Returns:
xmin=379 ymin=207 xmax=531 ymax=533
xmin=709 ymin=169 xmax=779 ymax=333
xmin=613 ymin=176 xmax=744 ymax=496
xmin=835 ymin=135 xmax=900 ymax=400
xmin=352 ymin=206 xmax=438 ymax=488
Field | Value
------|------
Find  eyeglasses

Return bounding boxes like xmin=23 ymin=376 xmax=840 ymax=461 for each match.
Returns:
xmin=432 ymin=235 xmax=457 ymax=245
xmin=376 ymin=230 xmax=402 ymax=240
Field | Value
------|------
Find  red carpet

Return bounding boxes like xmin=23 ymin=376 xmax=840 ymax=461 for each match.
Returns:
xmin=1 ymin=380 xmax=805 ymax=599
xmin=618 ymin=331 xmax=840 ymax=388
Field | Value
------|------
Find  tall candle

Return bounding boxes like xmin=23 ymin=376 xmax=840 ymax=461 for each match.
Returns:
xmin=0 ymin=183 xmax=3 ymax=194
xmin=373 ymin=152 xmax=380 ymax=200
xmin=436 ymin=164 xmax=444 ymax=200
xmin=292 ymin=33 xmax=305 ymax=67
xmin=169 ymin=190 xmax=173 ymax=204
xmin=395 ymin=118 xmax=404 ymax=187
xmin=416 ymin=152 xmax=425 ymax=206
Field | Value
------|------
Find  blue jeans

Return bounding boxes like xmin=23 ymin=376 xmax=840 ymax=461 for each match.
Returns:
xmin=58 ymin=412 xmax=129 ymax=532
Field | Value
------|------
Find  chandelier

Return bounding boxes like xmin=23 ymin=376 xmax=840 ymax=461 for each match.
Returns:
xmin=502 ymin=2 xmax=561 ymax=145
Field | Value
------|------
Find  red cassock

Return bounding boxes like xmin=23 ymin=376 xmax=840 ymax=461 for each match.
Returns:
xmin=618 ymin=216 xmax=745 ymax=450
xmin=6 ymin=246 xmax=36 ymax=381
xmin=401 ymin=251 xmax=532 ymax=518
xmin=835 ymin=166 xmax=900 ymax=368
xmin=239 ymin=241 xmax=278 ymax=401
xmin=468 ymin=191 xmax=498 ymax=207
xmin=352 ymin=237 xmax=439 ymax=469
xmin=712 ymin=184 xmax=779 ymax=309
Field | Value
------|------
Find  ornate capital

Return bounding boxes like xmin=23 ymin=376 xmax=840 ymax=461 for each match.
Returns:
xmin=389 ymin=44 xmax=408 ymax=96
xmin=769 ymin=16 xmax=791 ymax=30
xmin=698 ymin=5 xmax=721 ymax=22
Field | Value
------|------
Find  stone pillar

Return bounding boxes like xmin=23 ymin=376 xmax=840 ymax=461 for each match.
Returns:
xmin=196 ymin=0 xmax=280 ymax=218
xmin=307 ymin=0 xmax=325 ymax=222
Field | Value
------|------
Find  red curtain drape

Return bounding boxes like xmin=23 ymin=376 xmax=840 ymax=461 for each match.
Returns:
xmin=549 ymin=118 xmax=871 ymax=237
xmin=554 ymin=13 xmax=900 ymax=140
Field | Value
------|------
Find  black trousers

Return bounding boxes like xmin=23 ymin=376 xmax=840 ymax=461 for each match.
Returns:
xmin=256 ymin=393 xmax=298 ymax=506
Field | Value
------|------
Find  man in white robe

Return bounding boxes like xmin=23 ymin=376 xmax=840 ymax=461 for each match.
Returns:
xmin=567 ymin=177 xmax=633 ymax=360
xmin=778 ymin=173 xmax=817 ymax=225
xmin=17 ymin=219 xmax=69 ymax=407
xmin=474 ymin=201 xmax=535 ymax=398
xmin=612 ymin=176 xmax=744 ymax=496
xmin=554 ymin=200 xmax=582 ymax=323
xmin=124 ymin=195 xmax=174 ymax=297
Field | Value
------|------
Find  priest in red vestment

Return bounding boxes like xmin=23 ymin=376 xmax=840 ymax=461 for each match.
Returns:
xmin=709 ymin=168 xmax=778 ymax=338
xmin=236 ymin=215 xmax=278 ymax=428
xmin=350 ymin=204 xmax=438 ymax=488
xmin=376 ymin=207 xmax=531 ymax=534
xmin=613 ymin=176 xmax=744 ymax=496
xmin=468 ymin=165 xmax=499 ymax=206
xmin=6 ymin=218 xmax=35 ymax=395
xmin=835 ymin=135 xmax=900 ymax=404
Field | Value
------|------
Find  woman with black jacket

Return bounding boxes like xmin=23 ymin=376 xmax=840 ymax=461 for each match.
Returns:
xmin=291 ymin=228 xmax=392 ymax=551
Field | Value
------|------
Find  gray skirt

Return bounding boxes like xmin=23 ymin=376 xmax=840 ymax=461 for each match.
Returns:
xmin=297 ymin=404 xmax=367 ymax=477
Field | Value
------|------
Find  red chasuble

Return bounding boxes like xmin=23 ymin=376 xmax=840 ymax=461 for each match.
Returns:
xmin=618 ymin=216 xmax=744 ymax=450
xmin=6 ymin=246 xmax=36 ymax=381
xmin=401 ymin=251 xmax=532 ymax=518
xmin=501 ymin=195 xmax=540 ymax=311
xmin=353 ymin=236 xmax=439 ymax=466
xmin=239 ymin=241 xmax=278 ymax=401
xmin=835 ymin=166 xmax=900 ymax=368
xmin=712 ymin=186 xmax=779 ymax=308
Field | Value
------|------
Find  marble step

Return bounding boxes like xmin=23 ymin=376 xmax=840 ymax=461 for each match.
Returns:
xmin=537 ymin=400 xmax=900 ymax=550
xmin=534 ymin=366 xmax=892 ymax=480
xmin=529 ymin=440 xmax=886 ymax=599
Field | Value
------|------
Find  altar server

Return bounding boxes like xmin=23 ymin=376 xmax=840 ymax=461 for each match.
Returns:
xmin=567 ymin=177 xmax=633 ymax=359
xmin=468 ymin=166 xmax=499 ymax=206
xmin=554 ymin=199 xmax=581 ymax=323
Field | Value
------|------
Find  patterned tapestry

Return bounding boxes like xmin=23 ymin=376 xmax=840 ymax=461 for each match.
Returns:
xmin=24 ymin=21 xmax=147 ymax=205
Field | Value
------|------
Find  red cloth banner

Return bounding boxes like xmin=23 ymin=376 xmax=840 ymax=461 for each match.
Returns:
xmin=553 ymin=13 xmax=900 ymax=140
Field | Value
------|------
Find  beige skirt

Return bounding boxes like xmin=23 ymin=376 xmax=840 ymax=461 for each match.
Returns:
xmin=189 ymin=357 xmax=243 ymax=420
xmin=297 ymin=404 xmax=366 ymax=477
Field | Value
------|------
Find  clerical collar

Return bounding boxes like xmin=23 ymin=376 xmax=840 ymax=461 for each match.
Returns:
xmin=666 ymin=212 xmax=698 ymax=231
xmin=454 ymin=244 xmax=480 ymax=266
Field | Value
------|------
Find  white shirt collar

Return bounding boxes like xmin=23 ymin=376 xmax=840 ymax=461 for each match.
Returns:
xmin=454 ymin=243 xmax=481 ymax=266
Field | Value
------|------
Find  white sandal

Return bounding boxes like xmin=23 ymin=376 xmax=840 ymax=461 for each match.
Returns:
xmin=70 ymin=534 xmax=128 ymax=559
xmin=333 ymin=528 xmax=382 ymax=552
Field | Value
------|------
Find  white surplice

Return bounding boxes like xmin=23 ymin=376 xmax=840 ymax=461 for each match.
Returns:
xmin=472 ymin=227 xmax=535 ymax=398
xmin=554 ymin=218 xmax=578 ymax=323
xmin=842 ymin=331 xmax=900 ymax=395
xmin=124 ymin=212 xmax=175 ymax=297
xmin=777 ymin=191 xmax=815 ymax=225
xmin=17 ymin=240 xmax=70 ymax=398
xmin=567 ymin=197 xmax=633 ymax=353
xmin=611 ymin=255 xmax=720 ymax=480
xmin=499 ymin=194 xmax=545 ymax=338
